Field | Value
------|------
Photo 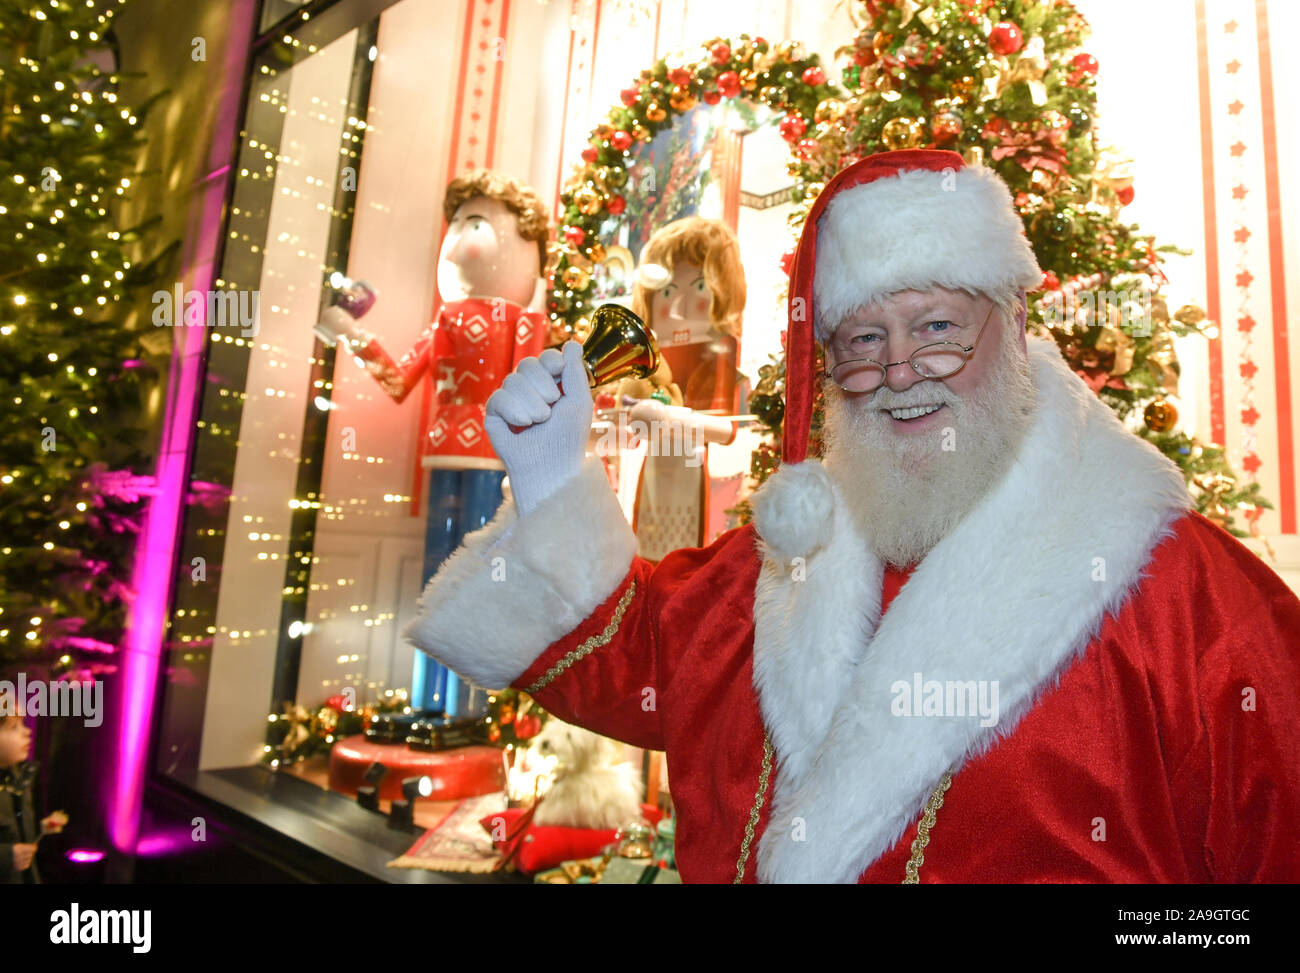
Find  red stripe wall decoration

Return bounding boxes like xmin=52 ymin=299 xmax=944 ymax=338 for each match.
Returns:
xmin=1219 ymin=10 xmax=1264 ymax=497
xmin=1253 ymin=0 xmax=1295 ymax=532
xmin=1196 ymin=0 xmax=1296 ymax=536
xmin=1194 ymin=0 xmax=1227 ymax=447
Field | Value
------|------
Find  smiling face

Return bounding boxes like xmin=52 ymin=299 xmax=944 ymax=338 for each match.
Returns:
xmin=436 ymin=194 xmax=539 ymax=307
xmin=649 ymin=260 xmax=714 ymax=345
xmin=821 ymin=286 xmax=1037 ymax=568
xmin=825 ymin=288 xmax=1003 ymax=436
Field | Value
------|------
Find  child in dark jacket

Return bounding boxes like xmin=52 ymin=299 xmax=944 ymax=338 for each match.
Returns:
xmin=0 ymin=710 xmax=67 ymax=884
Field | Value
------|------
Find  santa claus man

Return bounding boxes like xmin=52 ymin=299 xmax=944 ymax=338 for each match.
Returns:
xmin=405 ymin=150 xmax=1300 ymax=883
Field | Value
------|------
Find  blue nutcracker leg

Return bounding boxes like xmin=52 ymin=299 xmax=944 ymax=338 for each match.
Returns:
xmin=412 ymin=467 xmax=507 ymax=716
xmin=413 ymin=467 xmax=463 ymax=714
xmin=445 ymin=468 xmax=507 ymax=717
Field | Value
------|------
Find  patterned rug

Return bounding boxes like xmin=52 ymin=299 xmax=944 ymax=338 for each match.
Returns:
xmin=387 ymin=792 xmax=507 ymax=873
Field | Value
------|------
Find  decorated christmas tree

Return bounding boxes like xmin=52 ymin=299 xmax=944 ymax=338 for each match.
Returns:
xmin=0 ymin=0 xmax=167 ymax=678
xmin=736 ymin=0 xmax=1269 ymax=537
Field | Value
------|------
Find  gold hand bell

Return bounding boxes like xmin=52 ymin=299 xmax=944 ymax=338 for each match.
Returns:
xmin=504 ymin=304 xmax=659 ymax=433
xmin=577 ymin=303 xmax=660 ymax=387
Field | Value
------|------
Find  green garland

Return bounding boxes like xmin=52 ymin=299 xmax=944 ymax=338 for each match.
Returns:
xmin=546 ymin=34 xmax=839 ymax=340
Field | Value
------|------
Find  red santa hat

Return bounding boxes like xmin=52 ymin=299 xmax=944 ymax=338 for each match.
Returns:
xmin=782 ymin=148 xmax=1043 ymax=464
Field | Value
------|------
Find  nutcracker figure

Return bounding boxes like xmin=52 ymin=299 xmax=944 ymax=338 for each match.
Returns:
xmin=322 ymin=171 xmax=551 ymax=715
xmin=618 ymin=218 xmax=747 ymax=561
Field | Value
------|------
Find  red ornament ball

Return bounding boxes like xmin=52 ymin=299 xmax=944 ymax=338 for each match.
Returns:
xmin=606 ymin=194 xmax=627 ymax=216
xmin=802 ymin=66 xmax=826 ymax=86
xmin=619 ymin=86 xmax=640 ymax=107
xmin=1040 ymin=270 xmax=1060 ymax=291
xmin=1071 ymin=52 xmax=1099 ymax=75
xmin=668 ymin=67 xmax=692 ymax=87
xmin=609 ymin=130 xmax=633 ymax=151
xmin=580 ymin=145 xmax=599 ymax=164
xmin=514 ymin=714 xmax=542 ymax=740
xmin=780 ymin=247 xmax=796 ymax=276
xmin=716 ymin=70 xmax=741 ymax=98
xmin=563 ymin=226 xmax=585 ymax=246
xmin=711 ymin=42 xmax=731 ymax=65
xmin=701 ymin=89 xmax=722 ymax=105
xmin=796 ymin=137 xmax=820 ymax=159
xmin=1116 ymin=186 xmax=1135 ymax=206
xmin=988 ymin=21 xmax=1024 ymax=56
xmin=778 ymin=113 xmax=807 ymax=142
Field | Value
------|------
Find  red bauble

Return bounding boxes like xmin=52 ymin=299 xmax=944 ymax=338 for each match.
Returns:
xmin=711 ymin=42 xmax=731 ymax=65
xmin=514 ymin=714 xmax=542 ymax=740
xmin=716 ymin=70 xmax=741 ymax=98
xmin=778 ymin=113 xmax=807 ymax=142
xmin=580 ymin=145 xmax=599 ymax=163
xmin=988 ymin=21 xmax=1024 ymax=55
xmin=780 ymin=247 xmax=796 ymax=276
xmin=609 ymin=130 xmax=633 ymax=151
xmin=325 ymin=694 xmax=348 ymax=712
xmin=796 ymin=137 xmax=820 ymax=159
xmin=1071 ymin=52 xmax=1099 ymax=75
xmin=668 ymin=67 xmax=692 ymax=87
xmin=594 ymin=391 xmax=617 ymax=409
xmin=801 ymin=66 xmax=826 ymax=86
xmin=701 ymin=89 xmax=722 ymax=105
xmin=619 ymin=86 xmax=640 ymax=107
xmin=1040 ymin=270 xmax=1060 ymax=291
xmin=1117 ymin=186 xmax=1135 ymax=206
xmin=606 ymin=194 xmax=627 ymax=215
xmin=563 ymin=226 xmax=585 ymax=246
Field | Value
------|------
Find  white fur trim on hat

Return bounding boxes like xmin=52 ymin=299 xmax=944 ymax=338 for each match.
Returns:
xmin=813 ymin=164 xmax=1042 ymax=342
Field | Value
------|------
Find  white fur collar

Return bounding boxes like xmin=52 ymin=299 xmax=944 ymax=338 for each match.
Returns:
xmin=749 ymin=336 xmax=1191 ymax=883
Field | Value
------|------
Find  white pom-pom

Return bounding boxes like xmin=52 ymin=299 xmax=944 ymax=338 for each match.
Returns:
xmin=751 ymin=461 xmax=836 ymax=563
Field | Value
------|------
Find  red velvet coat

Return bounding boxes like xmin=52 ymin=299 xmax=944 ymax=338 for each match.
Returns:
xmin=407 ymin=338 xmax=1300 ymax=883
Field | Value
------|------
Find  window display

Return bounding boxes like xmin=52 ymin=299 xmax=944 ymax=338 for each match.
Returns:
xmin=134 ymin=0 xmax=1298 ymax=891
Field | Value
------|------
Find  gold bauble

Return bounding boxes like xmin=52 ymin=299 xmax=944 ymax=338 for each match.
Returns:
xmin=776 ymin=40 xmax=802 ymax=63
xmin=880 ymin=115 xmax=924 ymax=150
xmin=952 ymin=75 xmax=977 ymax=100
xmin=759 ymin=85 xmax=785 ymax=106
xmin=595 ymin=165 xmax=627 ymax=191
xmin=562 ymin=265 xmax=591 ymax=290
xmin=586 ymin=242 xmax=607 ymax=263
xmin=574 ymin=186 xmax=603 ymax=216
xmin=1143 ymin=398 xmax=1178 ymax=433
xmin=669 ymin=87 xmax=696 ymax=112
xmin=645 ymin=103 xmax=667 ymax=123
xmin=739 ymin=70 xmax=757 ymax=91
xmin=631 ymin=123 xmax=652 ymax=141
xmin=814 ymin=98 xmax=846 ymax=124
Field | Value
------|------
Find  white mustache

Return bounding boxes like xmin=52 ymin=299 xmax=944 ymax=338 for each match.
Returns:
xmin=864 ymin=382 xmax=960 ymax=411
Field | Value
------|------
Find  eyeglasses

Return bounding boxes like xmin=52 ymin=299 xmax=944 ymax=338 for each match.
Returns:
xmin=823 ymin=303 xmax=996 ymax=394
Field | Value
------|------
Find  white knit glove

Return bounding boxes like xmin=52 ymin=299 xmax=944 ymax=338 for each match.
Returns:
xmin=484 ymin=340 xmax=593 ymax=517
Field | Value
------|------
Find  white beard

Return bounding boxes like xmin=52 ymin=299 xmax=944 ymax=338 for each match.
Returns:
xmin=821 ymin=324 xmax=1038 ymax=568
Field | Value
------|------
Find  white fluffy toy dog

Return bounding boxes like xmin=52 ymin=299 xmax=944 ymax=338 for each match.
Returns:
xmin=525 ymin=719 xmax=644 ymax=830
